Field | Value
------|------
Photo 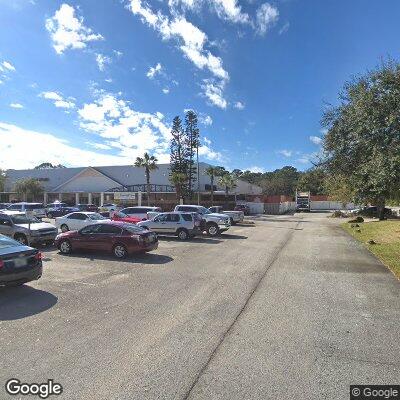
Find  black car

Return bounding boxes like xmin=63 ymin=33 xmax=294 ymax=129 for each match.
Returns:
xmin=0 ymin=235 xmax=43 ymax=287
xmin=359 ymin=206 xmax=392 ymax=218
xmin=47 ymin=206 xmax=79 ymax=218
xmin=76 ymin=204 xmax=99 ymax=212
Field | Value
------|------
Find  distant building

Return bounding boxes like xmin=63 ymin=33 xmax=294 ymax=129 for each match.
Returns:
xmin=2 ymin=163 xmax=262 ymax=208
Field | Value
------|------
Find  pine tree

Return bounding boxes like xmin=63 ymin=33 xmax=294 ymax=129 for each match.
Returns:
xmin=184 ymin=110 xmax=200 ymax=199
xmin=170 ymin=116 xmax=189 ymax=199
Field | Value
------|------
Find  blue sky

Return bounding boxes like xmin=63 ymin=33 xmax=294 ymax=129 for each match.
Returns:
xmin=1 ymin=0 xmax=400 ymax=172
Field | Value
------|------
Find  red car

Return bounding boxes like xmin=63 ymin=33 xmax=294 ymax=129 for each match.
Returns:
xmin=111 ymin=211 xmax=141 ymax=224
xmin=54 ymin=221 xmax=158 ymax=258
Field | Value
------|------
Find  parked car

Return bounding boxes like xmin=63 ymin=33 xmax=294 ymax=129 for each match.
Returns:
xmin=0 ymin=211 xmax=58 ymax=245
xmin=120 ymin=206 xmax=162 ymax=221
xmin=76 ymin=204 xmax=99 ymax=212
xmin=54 ymin=221 xmax=158 ymax=258
xmin=46 ymin=202 xmax=68 ymax=211
xmin=137 ymin=212 xmax=201 ymax=240
xmin=359 ymin=206 xmax=393 ymax=218
xmin=0 ymin=234 xmax=43 ymax=287
xmin=6 ymin=202 xmax=47 ymax=218
xmin=101 ymin=203 xmax=118 ymax=212
xmin=0 ymin=203 xmax=11 ymax=210
xmin=208 ymin=206 xmax=244 ymax=225
xmin=234 ymin=204 xmax=250 ymax=215
xmin=173 ymin=205 xmax=231 ymax=236
xmin=55 ymin=212 xmax=109 ymax=233
xmin=111 ymin=211 xmax=141 ymax=224
xmin=47 ymin=206 xmax=79 ymax=218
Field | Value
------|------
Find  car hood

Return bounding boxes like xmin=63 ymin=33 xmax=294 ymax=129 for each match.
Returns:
xmin=208 ymin=213 xmax=229 ymax=219
xmin=17 ymin=222 xmax=57 ymax=231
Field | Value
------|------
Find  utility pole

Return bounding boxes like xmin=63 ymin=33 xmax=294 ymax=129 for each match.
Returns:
xmin=196 ymin=145 xmax=200 ymax=205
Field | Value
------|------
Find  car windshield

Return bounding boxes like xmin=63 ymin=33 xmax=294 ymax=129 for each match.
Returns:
xmin=0 ymin=235 xmax=20 ymax=249
xmin=10 ymin=215 xmax=41 ymax=224
xmin=88 ymin=213 xmax=107 ymax=220
xmin=197 ymin=206 xmax=211 ymax=214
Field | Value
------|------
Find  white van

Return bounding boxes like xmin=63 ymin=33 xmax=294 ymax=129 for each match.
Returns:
xmin=7 ymin=203 xmax=47 ymax=218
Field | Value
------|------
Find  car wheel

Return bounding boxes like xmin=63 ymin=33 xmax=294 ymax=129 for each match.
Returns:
xmin=206 ymin=223 xmax=219 ymax=237
xmin=47 ymin=213 xmax=53 ymax=219
xmin=60 ymin=224 xmax=69 ymax=233
xmin=113 ymin=244 xmax=127 ymax=258
xmin=14 ymin=234 xmax=28 ymax=246
xmin=59 ymin=240 xmax=72 ymax=254
xmin=177 ymin=228 xmax=189 ymax=240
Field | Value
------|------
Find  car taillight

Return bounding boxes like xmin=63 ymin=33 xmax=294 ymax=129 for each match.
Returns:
xmin=0 ymin=259 xmax=4 ymax=269
xmin=34 ymin=252 xmax=43 ymax=261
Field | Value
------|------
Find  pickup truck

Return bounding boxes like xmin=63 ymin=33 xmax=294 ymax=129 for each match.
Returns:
xmin=174 ymin=205 xmax=231 ymax=236
xmin=208 ymin=206 xmax=244 ymax=225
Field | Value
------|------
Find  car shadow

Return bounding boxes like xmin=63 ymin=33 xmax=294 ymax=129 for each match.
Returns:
xmin=157 ymin=236 xmax=222 ymax=244
xmin=220 ymin=233 xmax=248 ymax=239
xmin=0 ymin=286 xmax=58 ymax=321
xmin=61 ymin=251 xmax=173 ymax=264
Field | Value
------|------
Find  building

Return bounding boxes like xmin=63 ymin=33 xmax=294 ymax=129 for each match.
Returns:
xmin=2 ymin=163 xmax=262 ymax=209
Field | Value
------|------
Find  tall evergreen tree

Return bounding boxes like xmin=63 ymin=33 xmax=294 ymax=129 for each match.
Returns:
xmin=169 ymin=116 xmax=189 ymax=199
xmin=184 ymin=110 xmax=200 ymax=199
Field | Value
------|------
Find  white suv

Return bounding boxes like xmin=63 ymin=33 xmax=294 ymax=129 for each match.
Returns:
xmin=120 ymin=206 xmax=162 ymax=220
xmin=7 ymin=203 xmax=47 ymax=218
xmin=174 ymin=205 xmax=230 ymax=236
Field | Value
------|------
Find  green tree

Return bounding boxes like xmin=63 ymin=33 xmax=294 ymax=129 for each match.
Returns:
xmin=322 ymin=60 xmax=400 ymax=219
xmin=323 ymin=174 xmax=355 ymax=206
xmin=297 ymin=168 xmax=326 ymax=195
xmin=34 ymin=163 xmax=66 ymax=169
xmin=184 ymin=110 xmax=200 ymax=199
xmin=14 ymin=178 xmax=44 ymax=202
xmin=0 ymin=169 xmax=5 ymax=192
xmin=170 ymin=116 xmax=189 ymax=199
xmin=261 ymin=166 xmax=300 ymax=196
xmin=134 ymin=153 xmax=158 ymax=206
xmin=169 ymin=171 xmax=187 ymax=201
xmin=205 ymin=166 xmax=225 ymax=206
xmin=219 ymin=173 xmax=237 ymax=208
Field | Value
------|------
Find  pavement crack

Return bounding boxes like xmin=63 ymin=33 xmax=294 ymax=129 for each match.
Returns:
xmin=182 ymin=219 xmax=302 ymax=400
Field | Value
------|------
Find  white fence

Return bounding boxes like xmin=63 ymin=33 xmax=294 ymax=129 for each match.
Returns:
xmin=310 ymin=201 xmax=356 ymax=211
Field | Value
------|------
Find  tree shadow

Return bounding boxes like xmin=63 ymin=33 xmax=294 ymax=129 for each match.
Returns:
xmin=0 ymin=286 xmax=58 ymax=321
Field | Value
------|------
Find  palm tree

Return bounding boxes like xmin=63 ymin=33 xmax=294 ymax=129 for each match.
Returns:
xmin=134 ymin=153 xmax=158 ymax=206
xmin=170 ymin=171 xmax=187 ymax=202
xmin=219 ymin=173 xmax=237 ymax=209
xmin=205 ymin=166 xmax=225 ymax=206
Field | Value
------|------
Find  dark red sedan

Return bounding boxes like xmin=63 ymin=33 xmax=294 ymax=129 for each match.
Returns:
xmin=111 ymin=211 xmax=141 ymax=224
xmin=54 ymin=221 xmax=158 ymax=258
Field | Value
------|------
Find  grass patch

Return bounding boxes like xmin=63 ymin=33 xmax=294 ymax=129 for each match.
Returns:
xmin=342 ymin=220 xmax=400 ymax=279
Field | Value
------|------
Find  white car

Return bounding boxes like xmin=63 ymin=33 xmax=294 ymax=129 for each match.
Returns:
xmin=55 ymin=212 xmax=110 ymax=233
xmin=6 ymin=202 xmax=47 ymax=218
xmin=119 ymin=206 xmax=162 ymax=221
xmin=101 ymin=203 xmax=118 ymax=212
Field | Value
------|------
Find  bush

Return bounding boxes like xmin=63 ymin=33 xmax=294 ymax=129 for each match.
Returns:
xmin=348 ymin=216 xmax=364 ymax=223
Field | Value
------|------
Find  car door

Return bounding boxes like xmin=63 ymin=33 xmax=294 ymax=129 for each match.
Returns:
xmin=148 ymin=214 xmax=168 ymax=233
xmin=72 ymin=224 xmax=101 ymax=250
xmin=90 ymin=224 xmax=123 ymax=252
xmin=0 ymin=215 xmax=13 ymax=237
xmin=166 ymin=213 xmax=181 ymax=233
xmin=66 ymin=213 xmax=88 ymax=230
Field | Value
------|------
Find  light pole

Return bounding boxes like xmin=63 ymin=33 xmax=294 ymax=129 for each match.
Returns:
xmin=196 ymin=146 xmax=200 ymax=205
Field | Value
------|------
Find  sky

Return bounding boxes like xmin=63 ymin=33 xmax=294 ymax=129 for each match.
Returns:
xmin=1 ymin=0 xmax=400 ymax=172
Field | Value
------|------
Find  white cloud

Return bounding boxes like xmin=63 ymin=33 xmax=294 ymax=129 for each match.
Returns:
xmin=255 ymin=3 xmax=279 ymax=35
xmin=246 ymin=166 xmax=265 ymax=173
xmin=105 ymin=78 xmax=113 ymax=83
xmin=0 ymin=122 xmax=130 ymax=169
xmin=95 ymin=53 xmax=111 ymax=71
xmin=234 ymin=101 xmax=245 ymax=110
xmin=113 ymin=50 xmax=123 ymax=57
xmin=128 ymin=1 xmax=229 ymax=81
xmin=86 ymin=141 xmax=112 ymax=150
xmin=279 ymin=22 xmax=290 ymax=35
xmin=39 ymin=91 xmax=75 ymax=109
xmin=2 ymin=61 xmax=16 ymax=71
xmin=200 ymin=114 xmax=213 ymax=125
xmin=309 ymin=136 xmax=322 ymax=145
xmin=162 ymin=88 xmax=170 ymax=94
xmin=202 ymin=79 xmax=227 ymax=109
xmin=10 ymin=103 xmax=24 ymax=109
xmin=146 ymin=62 xmax=162 ymax=79
xmin=45 ymin=3 xmax=103 ymax=54
xmin=277 ymin=149 xmax=292 ymax=157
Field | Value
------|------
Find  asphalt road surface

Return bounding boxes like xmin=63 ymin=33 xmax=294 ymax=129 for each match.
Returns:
xmin=1 ymin=213 xmax=399 ymax=399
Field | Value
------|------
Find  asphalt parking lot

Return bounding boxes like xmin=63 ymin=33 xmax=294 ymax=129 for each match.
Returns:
xmin=1 ymin=213 xmax=399 ymax=399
